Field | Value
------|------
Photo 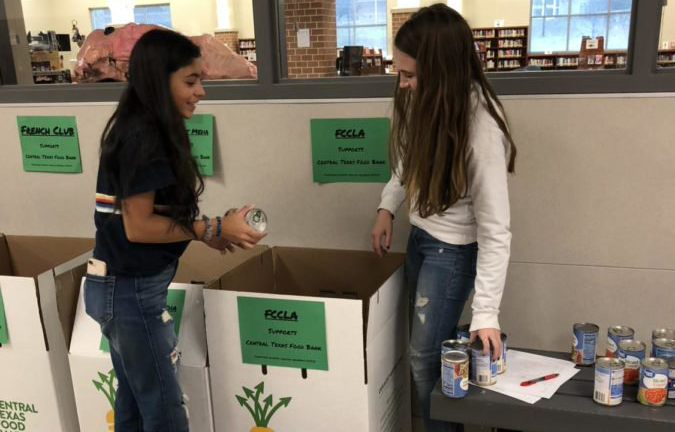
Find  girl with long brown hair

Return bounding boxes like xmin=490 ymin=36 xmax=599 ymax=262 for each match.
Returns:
xmin=371 ymin=4 xmax=516 ymax=431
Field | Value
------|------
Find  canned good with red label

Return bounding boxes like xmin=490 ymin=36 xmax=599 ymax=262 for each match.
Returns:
xmin=617 ymin=339 xmax=646 ymax=385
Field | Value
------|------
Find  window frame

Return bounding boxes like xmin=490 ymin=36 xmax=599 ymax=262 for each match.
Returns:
xmin=0 ymin=0 xmax=673 ymax=103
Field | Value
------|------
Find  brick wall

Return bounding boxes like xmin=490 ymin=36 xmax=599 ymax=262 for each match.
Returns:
xmin=391 ymin=9 xmax=415 ymax=73
xmin=214 ymin=30 xmax=239 ymax=53
xmin=285 ymin=0 xmax=337 ymax=79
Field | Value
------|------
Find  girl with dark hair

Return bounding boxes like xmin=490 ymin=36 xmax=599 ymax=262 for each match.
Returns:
xmin=85 ymin=29 xmax=265 ymax=432
xmin=371 ymin=4 xmax=516 ymax=432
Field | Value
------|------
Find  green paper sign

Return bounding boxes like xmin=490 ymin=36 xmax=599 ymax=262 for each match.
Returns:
xmin=185 ymin=114 xmax=214 ymax=176
xmin=17 ymin=116 xmax=82 ymax=173
xmin=0 ymin=287 xmax=8 ymax=344
xmin=100 ymin=289 xmax=186 ymax=352
xmin=311 ymin=118 xmax=391 ymax=183
xmin=238 ymin=296 xmax=328 ymax=371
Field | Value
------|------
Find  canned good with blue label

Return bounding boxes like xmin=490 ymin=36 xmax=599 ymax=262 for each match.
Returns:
xmin=651 ymin=329 xmax=675 ymax=356
xmin=593 ymin=357 xmax=624 ymax=406
xmin=456 ymin=324 xmax=470 ymax=343
xmin=497 ymin=332 xmax=507 ymax=375
xmin=606 ymin=325 xmax=634 ymax=358
xmin=572 ymin=323 xmax=599 ymax=365
xmin=653 ymin=338 xmax=675 ymax=360
xmin=470 ymin=339 xmax=496 ymax=386
xmin=441 ymin=339 xmax=470 ymax=355
xmin=668 ymin=357 xmax=675 ymax=400
xmin=441 ymin=350 xmax=469 ymax=398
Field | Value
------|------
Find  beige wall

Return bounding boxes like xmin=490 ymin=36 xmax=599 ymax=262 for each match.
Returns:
xmin=231 ymin=0 xmax=255 ymax=39
xmin=20 ymin=0 xmax=255 ymax=69
xmin=661 ymin=2 xmax=675 ymax=48
xmin=1 ymin=94 xmax=674 ymax=352
xmin=462 ymin=0 xmax=530 ymax=28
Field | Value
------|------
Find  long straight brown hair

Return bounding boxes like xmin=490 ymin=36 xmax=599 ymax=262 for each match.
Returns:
xmin=391 ymin=3 xmax=516 ymax=218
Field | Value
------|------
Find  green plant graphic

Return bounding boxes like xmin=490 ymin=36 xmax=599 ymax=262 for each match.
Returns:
xmin=93 ymin=368 xmax=117 ymax=409
xmin=235 ymin=382 xmax=292 ymax=429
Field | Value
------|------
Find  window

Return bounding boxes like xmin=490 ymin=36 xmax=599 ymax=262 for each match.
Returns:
xmin=336 ymin=0 xmax=387 ymax=55
xmin=134 ymin=4 xmax=172 ymax=27
xmin=530 ymin=0 xmax=633 ymax=52
xmin=90 ymin=8 xmax=113 ymax=30
xmin=90 ymin=4 xmax=172 ymax=29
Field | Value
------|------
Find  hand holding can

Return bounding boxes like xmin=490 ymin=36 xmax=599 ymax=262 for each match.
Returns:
xmin=219 ymin=205 xmax=266 ymax=249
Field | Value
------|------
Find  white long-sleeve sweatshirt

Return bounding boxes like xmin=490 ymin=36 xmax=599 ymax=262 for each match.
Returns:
xmin=378 ymin=93 xmax=512 ymax=332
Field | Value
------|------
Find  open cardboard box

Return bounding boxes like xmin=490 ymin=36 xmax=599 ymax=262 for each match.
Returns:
xmin=68 ymin=241 xmax=265 ymax=432
xmin=203 ymin=246 xmax=411 ymax=432
xmin=0 ymin=234 xmax=94 ymax=432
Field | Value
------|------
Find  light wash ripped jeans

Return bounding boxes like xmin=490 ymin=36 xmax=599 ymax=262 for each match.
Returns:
xmin=406 ymin=226 xmax=477 ymax=432
xmin=84 ymin=263 xmax=189 ymax=432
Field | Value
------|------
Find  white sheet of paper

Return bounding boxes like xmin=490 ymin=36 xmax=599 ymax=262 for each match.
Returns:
xmin=485 ymin=350 xmax=580 ymax=400
xmin=297 ymin=29 xmax=310 ymax=48
xmin=470 ymin=382 xmax=541 ymax=404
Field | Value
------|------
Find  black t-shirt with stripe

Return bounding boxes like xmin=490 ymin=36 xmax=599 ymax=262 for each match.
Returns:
xmin=93 ymin=121 xmax=190 ymax=276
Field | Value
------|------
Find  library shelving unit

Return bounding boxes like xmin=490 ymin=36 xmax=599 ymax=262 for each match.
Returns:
xmin=473 ymin=26 xmax=528 ymax=71
xmin=528 ymin=51 xmax=628 ymax=70
xmin=527 ymin=52 xmax=580 ymax=69
xmin=657 ymin=49 xmax=675 ymax=68
xmin=238 ymin=38 xmax=256 ymax=62
xmin=603 ymin=51 xmax=628 ymax=69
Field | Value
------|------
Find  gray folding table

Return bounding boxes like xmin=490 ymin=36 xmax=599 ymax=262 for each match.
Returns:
xmin=430 ymin=349 xmax=675 ymax=432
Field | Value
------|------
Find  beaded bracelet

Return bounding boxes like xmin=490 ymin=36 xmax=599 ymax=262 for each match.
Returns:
xmin=215 ymin=216 xmax=222 ymax=237
xmin=200 ymin=215 xmax=213 ymax=242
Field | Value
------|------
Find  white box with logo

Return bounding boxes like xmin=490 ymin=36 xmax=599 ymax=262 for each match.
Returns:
xmin=204 ymin=246 xmax=411 ymax=432
xmin=0 ymin=234 xmax=94 ymax=432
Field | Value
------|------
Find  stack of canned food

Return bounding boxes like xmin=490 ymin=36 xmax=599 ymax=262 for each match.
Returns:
xmin=440 ymin=324 xmax=508 ymax=398
xmin=572 ymin=323 xmax=675 ymax=407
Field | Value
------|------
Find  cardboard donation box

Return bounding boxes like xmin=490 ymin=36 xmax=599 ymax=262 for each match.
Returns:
xmin=204 ymin=246 xmax=411 ymax=432
xmin=0 ymin=235 xmax=94 ymax=432
xmin=69 ymin=282 xmax=212 ymax=432
xmin=68 ymin=241 xmax=265 ymax=432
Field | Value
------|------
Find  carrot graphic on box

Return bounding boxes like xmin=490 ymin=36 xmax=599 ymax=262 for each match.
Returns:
xmin=93 ymin=368 xmax=117 ymax=431
xmin=236 ymin=382 xmax=292 ymax=432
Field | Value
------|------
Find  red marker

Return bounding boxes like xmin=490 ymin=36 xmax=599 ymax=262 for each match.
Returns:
xmin=520 ymin=373 xmax=559 ymax=386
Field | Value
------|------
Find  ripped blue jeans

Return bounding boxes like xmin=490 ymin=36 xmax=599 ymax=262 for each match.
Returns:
xmin=83 ymin=263 xmax=189 ymax=432
xmin=406 ymin=226 xmax=477 ymax=432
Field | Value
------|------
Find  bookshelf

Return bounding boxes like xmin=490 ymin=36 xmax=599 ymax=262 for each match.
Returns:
xmin=527 ymin=51 xmax=628 ymax=70
xmin=657 ymin=49 xmax=675 ymax=68
xmin=238 ymin=38 xmax=256 ymax=62
xmin=603 ymin=51 xmax=628 ymax=69
xmin=473 ymin=26 xmax=528 ymax=72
